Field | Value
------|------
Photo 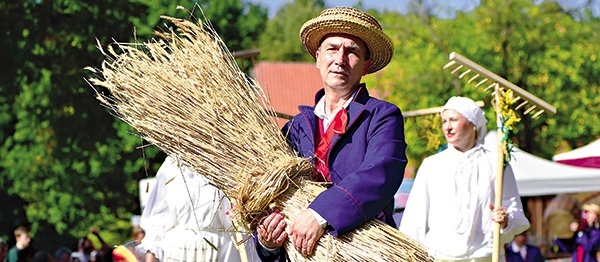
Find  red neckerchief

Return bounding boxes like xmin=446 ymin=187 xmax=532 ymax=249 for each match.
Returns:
xmin=314 ymin=108 xmax=348 ymax=182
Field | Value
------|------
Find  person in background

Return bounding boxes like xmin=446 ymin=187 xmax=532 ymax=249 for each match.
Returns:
xmin=131 ymin=226 xmax=145 ymax=246
xmin=127 ymin=226 xmax=145 ymax=261
xmin=71 ymin=236 xmax=97 ymax=262
xmin=53 ymin=247 xmax=72 ymax=262
xmin=33 ymin=251 xmax=53 ymax=262
xmin=0 ymin=237 xmax=9 ymax=262
xmin=90 ymin=228 xmax=112 ymax=262
xmin=505 ymin=230 xmax=544 ymax=262
xmin=7 ymin=226 xmax=34 ymax=262
xmin=72 ymin=228 xmax=112 ymax=262
xmin=256 ymin=6 xmax=406 ymax=261
xmin=138 ymin=156 xmax=242 ymax=262
xmin=400 ymin=96 xmax=530 ymax=261
xmin=569 ymin=203 xmax=600 ymax=262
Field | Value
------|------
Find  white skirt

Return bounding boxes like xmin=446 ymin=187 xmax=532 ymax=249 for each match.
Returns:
xmin=159 ymin=228 xmax=241 ymax=262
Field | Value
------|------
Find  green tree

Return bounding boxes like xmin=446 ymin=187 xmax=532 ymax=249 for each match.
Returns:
xmin=0 ymin=0 xmax=267 ymax=251
xmin=363 ymin=9 xmax=455 ymax=167
xmin=200 ymin=0 xmax=268 ymax=52
xmin=257 ymin=0 xmax=325 ymax=61
xmin=365 ymin=0 xmax=600 ymax=166
xmin=130 ymin=0 xmax=267 ymax=52
xmin=0 ymin=0 xmax=164 ymax=248
xmin=458 ymin=0 xmax=600 ymax=156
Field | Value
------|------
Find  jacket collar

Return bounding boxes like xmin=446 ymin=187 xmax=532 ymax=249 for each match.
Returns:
xmin=300 ymin=84 xmax=370 ymax=134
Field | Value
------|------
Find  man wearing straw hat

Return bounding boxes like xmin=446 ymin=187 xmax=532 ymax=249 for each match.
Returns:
xmin=256 ymin=6 xmax=407 ymax=260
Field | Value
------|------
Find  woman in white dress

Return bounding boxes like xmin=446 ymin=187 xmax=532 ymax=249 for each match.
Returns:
xmin=138 ymin=156 xmax=242 ymax=262
xmin=400 ymin=96 xmax=530 ymax=262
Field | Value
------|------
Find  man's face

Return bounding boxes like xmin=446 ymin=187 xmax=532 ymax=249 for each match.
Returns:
xmin=315 ymin=33 xmax=372 ymax=91
xmin=16 ymin=233 xmax=30 ymax=247
xmin=513 ymin=233 xmax=527 ymax=246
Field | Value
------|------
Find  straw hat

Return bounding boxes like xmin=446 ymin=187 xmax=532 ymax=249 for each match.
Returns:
xmin=299 ymin=7 xmax=394 ymax=74
xmin=582 ymin=203 xmax=600 ymax=215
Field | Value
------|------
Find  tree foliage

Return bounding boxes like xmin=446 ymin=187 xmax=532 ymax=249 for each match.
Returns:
xmin=364 ymin=0 xmax=600 ymax=165
xmin=0 ymin=0 xmax=162 ymax=248
xmin=257 ymin=0 xmax=325 ymax=62
xmin=0 ymin=0 xmax=266 ymax=250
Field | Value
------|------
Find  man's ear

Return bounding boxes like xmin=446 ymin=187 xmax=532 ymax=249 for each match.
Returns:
xmin=362 ymin=60 xmax=372 ymax=75
xmin=315 ymin=50 xmax=321 ymax=69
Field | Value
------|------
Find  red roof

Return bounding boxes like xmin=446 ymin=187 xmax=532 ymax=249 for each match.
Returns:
xmin=252 ymin=62 xmax=322 ymax=127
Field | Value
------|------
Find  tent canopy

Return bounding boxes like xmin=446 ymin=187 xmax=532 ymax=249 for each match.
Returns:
xmin=552 ymin=139 xmax=600 ymax=168
xmin=484 ymin=132 xmax=600 ymax=197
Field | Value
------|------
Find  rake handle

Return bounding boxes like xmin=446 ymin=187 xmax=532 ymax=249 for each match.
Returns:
xmin=492 ymin=85 xmax=505 ymax=262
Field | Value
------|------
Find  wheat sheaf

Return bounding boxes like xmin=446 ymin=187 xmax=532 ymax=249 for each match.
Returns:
xmin=86 ymin=13 xmax=431 ymax=261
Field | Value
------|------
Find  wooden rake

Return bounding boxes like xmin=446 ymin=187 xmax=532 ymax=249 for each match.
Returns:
xmin=443 ymin=52 xmax=556 ymax=262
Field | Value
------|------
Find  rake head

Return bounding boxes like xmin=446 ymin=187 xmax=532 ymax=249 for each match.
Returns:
xmin=443 ymin=52 xmax=556 ymax=119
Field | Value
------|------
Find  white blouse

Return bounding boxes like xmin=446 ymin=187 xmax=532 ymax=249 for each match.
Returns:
xmin=399 ymin=144 xmax=530 ymax=260
xmin=139 ymin=156 xmax=242 ymax=261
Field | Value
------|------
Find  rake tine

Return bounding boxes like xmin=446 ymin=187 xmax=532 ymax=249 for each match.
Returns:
xmin=524 ymin=105 xmax=537 ymax=115
xmin=442 ymin=60 xmax=456 ymax=70
xmin=476 ymin=78 xmax=489 ymax=87
xmin=512 ymin=96 xmax=522 ymax=104
xmin=450 ymin=65 xmax=464 ymax=74
xmin=515 ymin=101 xmax=529 ymax=110
xmin=468 ymin=74 xmax=480 ymax=83
xmin=484 ymin=83 xmax=497 ymax=92
xmin=532 ymin=109 xmax=545 ymax=119
xmin=459 ymin=69 xmax=472 ymax=79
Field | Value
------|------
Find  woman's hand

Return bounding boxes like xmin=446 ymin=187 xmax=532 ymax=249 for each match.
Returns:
xmin=490 ymin=204 xmax=508 ymax=228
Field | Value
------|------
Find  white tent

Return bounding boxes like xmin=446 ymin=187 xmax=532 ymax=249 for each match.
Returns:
xmin=552 ymin=138 xmax=600 ymax=168
xmin=484 ymin=132 xmax=600 ymax=196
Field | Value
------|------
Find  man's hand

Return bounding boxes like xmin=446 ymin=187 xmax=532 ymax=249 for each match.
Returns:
xmin=570 ymin=221 xmax=580 ymax=232
xmin=257 ymin=209 xmax=288 ymax=249
xmin=290 ymin=210 xmax=325 ymax=256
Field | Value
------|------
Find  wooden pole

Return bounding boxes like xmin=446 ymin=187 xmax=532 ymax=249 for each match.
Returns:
xmin=492 ymin=84 xmax=505 ymax=262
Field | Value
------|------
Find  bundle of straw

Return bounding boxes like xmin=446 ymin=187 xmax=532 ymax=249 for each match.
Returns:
xmin=86 ymin=14 xmax=431 ymax=261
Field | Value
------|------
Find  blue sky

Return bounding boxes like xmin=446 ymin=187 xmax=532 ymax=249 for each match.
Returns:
xmin=248 ymin=0 xmax=599 ymax=19
xmin=247 ymin=0 xmax=481 ymax=18
xmin=248 ymin=0 xmax=410 ymax=17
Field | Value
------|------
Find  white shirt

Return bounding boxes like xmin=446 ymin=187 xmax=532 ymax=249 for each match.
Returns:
xmin=511 ymin=242 xmax=527 ymax=260
xmin=313 ymin=90 xmax=356 ymax=131
xmin=399 ymin=144 xmax=530 ymax=260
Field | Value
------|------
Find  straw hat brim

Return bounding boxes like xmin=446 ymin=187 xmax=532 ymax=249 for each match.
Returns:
xmin=300 ymin=13 xmax=393 ymax=74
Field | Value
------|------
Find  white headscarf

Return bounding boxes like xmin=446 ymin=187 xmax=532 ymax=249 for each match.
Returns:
xmin=441 ymin=96 xmax=488 ymax=145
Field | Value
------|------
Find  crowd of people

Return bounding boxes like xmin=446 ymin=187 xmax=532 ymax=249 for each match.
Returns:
xmin=4 ymin=5 xmax=600 ymax=262
xmin=0 ymin=226 xmax=117 ymax=262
